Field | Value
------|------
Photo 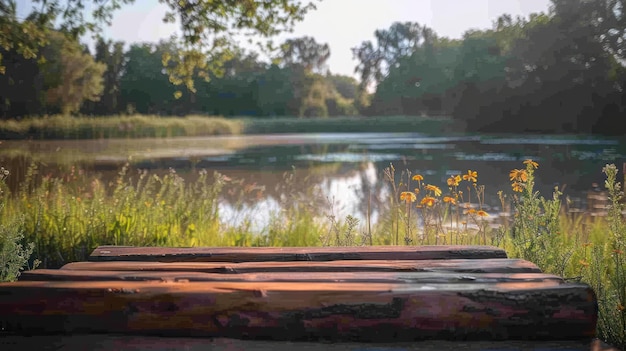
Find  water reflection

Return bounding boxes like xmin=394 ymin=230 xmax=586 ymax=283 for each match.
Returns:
xmin=2 ymin=132 xmax=625 ymax=232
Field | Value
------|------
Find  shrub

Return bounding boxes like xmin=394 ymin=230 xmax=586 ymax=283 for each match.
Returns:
xmin=0 ymin=167 xmax=38 ymax=282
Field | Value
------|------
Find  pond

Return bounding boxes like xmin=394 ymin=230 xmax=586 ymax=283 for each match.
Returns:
xmin=2 ymin=132 xmax=626 ymax=231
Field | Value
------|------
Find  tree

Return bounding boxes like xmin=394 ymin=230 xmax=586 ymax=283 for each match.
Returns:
xmin=251 ymin=63 xmax=292 ymax=116
xmin=353 ymin=22 xmax=459 ymax=115
xmin=93 ymin=38 xmax=125 ymax=114
xmin=197 ymin=49 xmax=268 ymax=116
xmin=549 ymin=0 xmax=626 ymax=61
xmin=326 ymin=74 xmax=358 ymax=100
xmin=280 ymin=36 xmax=330 ymax=74
xmin=119 ymin=41 xmax=179 ymax=114
xmin=352 ymin=22 xmax=437 ymax=91
xmin=447 ymin=29 xmax=508 ymax=124
xmin=40 ymin=31 xmax=106 ymax=115
xmin=496 ymin=9 xmax=621 ymax=132
xmin=0 ymin=45 xmax=43 ymax=117
xmin=0 ymin=1 xmax=49 ymax=75
xmin=1 ymin=0 xmax=320 ymax=96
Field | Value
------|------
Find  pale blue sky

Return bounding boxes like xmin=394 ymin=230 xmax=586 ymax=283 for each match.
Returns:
xmin=17 ymin=0 xmax=552 ymax=78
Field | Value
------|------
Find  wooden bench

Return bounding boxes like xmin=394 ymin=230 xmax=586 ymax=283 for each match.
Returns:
xmin=0 ymin=245 xmax=620 ymax=350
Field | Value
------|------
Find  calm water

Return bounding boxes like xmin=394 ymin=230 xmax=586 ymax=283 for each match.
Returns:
xmin=2 ymin=132 xmax=626 ymax=230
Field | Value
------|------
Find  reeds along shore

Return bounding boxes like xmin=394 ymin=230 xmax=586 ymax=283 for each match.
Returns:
xmin=0 ymin=115 xmax=457 ymax=140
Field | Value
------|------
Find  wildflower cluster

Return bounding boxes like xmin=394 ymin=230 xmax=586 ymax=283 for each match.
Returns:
xmin=395 ymin=166 xmax=491 ymax=245
xmin=509 ymin=159 xmax=538 ymax=193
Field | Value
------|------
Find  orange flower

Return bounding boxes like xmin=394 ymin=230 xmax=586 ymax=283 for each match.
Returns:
xmin=465 ymin=208 xmax=477 ymax=215
xmin=512 ymin=182 xmax=524 ymax=193
xmin=509 ymin=169 xmax=528 ymax=182
xmin=523 ymin=159 xmax=539 ymax=169
xmin=420 ymin=196 xmax=436 ymax=207
xmin=425 ymin=184 xmax=442 ymax=197
xmin=400 ymin=191 xmax=417 ymax=203
xmin=412 ymin=174 xmax=424 ymax=181
xmin=447 ymin=175 xmax=461 ymax=187
xmin=443 ymin=196 xmax=456 ymax=205
xmin=477 ymin=210 xmax=489 ymax=217
xmin=462 ymin=170 xmax=477 ymax=183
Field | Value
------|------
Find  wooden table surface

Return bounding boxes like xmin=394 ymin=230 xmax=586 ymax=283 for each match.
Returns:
xmin=0 ymin=245 xmax=620 ymax=350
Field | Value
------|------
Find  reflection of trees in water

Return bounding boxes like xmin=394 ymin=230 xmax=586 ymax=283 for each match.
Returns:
xmin=2 ymin=138 xmax=623 ymax=220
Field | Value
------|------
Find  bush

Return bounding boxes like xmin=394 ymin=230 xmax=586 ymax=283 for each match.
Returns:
xmin=0 ymin=167 xmax=38 ymax=282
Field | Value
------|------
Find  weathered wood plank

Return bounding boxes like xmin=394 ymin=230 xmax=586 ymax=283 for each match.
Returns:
xmin=62 ymin=258 xmax=542 ymax=274
xmin=19 ymin=269 xmax=564 ymax=284
xmin=88 ymin=245 xmax=507 ymax=262
xmin=0 ymin=335 xmax=619 ymax=351
xmin=0 ymin=280 xmax=596 ymax=341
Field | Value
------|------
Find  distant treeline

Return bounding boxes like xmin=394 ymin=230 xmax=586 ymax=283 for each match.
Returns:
xmin=0 ymin=33 xmax=359 ymax=119
xmin=1 ymin=0 xmax=625 ymax=135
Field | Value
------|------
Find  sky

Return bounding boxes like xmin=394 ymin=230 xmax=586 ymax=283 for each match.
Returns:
xmin=17 ymin=0 xmax=553 ymax=79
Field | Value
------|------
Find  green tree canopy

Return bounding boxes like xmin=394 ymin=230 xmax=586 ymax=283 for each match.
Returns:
xmin=40 ymin=30 xmax=106 ymax=114
xmin=352 ymin=22 xmax=437 ymax=91
xmin=0 ymin=0 xmax=320 ymax=95
xmin=280 ymin=36 xmax=330 ymax=74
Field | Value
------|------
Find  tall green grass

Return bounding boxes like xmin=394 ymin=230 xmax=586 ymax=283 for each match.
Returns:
xmin=0 ymin=114 xmax=244 ymax=139
xmin=0 ymin=159 xmax=625 ymax=348
xmin=0 ymin=114 xmax=459 ymax=140
xmin=0 ymin=163 xmax=326 ymax=268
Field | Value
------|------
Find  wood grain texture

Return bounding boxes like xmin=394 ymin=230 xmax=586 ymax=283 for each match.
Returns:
xmin=0 ymin=336 xmax=620 ymax=351
xmin=62 ymin=258 xmax=542 ymax=274
xmin=19 ymin=270 xmax=564 ymax=284
xmin=0 ymin=280 xmax=597 ymax=341
xmin=88 ymin=245 xmax=508 ymax=262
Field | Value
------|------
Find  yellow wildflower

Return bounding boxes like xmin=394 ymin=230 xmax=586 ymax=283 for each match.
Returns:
xmin=447 ymin=175 xmax=461 ymax=187
xmin=509 ymin=169 xmax=528 ymax=182
xmin=420 ymin=196 xmax=436 ymax=207
xmin=462 ymin=170 xmax=477 ymax=183
xmin=579 ymin=260 xmax=590 ymax=267
xmin=477 ymin=210 xmax=489 ymax=217
xmin=400 ymin=191 xmax=417 ymax=203
xmin=523 ymin=159 xmax=539 ymax=169
xmin=512 ymin=182 xmax=524 ymax=193
xmin=412 ymin=174 xmax=424 ymax=181
xmin=425 ymin=184 xmax=442 ymax=197
xmin=443 ymin=196 xmax=456 ymax=205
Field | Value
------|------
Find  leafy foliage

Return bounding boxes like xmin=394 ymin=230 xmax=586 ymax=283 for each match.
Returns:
xmin=350 ymin=3 xmax=626 ymax=133
xmin=280 ymin=36 xmax=330 ymax=74
xmin=0 ymin=0 xmax=320 ymax=94
xmin=0 ymin=167 xmax=37 ymax=282
xmin=40 ymin=31 xmax=106 ymax=114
